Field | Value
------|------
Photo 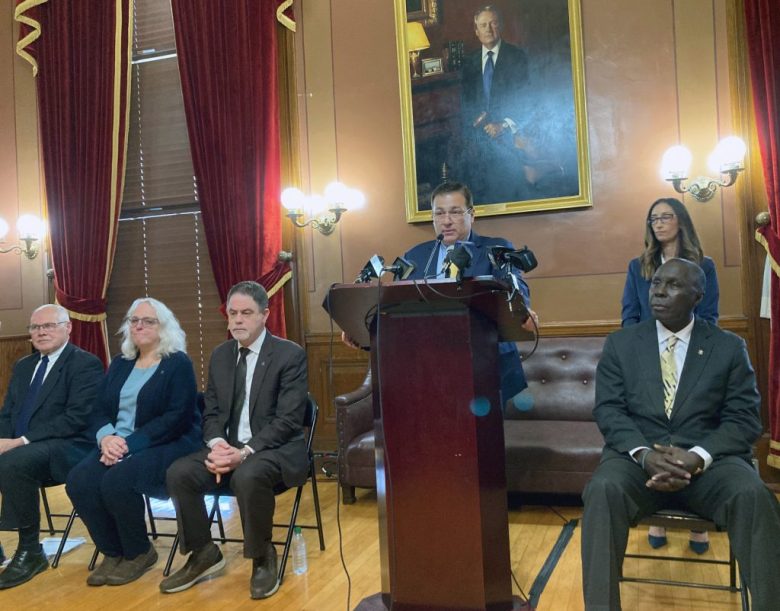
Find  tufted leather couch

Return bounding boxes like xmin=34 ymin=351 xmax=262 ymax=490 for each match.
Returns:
xmin=335 ymin=336 xmax=607 ymax=504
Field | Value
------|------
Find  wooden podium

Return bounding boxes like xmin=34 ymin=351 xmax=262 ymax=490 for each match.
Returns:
xmin=325 ymin=278 xmax=529 ymax=611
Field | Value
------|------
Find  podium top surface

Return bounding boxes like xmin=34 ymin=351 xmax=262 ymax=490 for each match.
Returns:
xmin=323 ymin=276 xmax=531 ymax=349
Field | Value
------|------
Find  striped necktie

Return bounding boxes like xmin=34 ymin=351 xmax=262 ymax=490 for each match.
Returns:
xmin=661 ymin=336 xmax=678 ymax=419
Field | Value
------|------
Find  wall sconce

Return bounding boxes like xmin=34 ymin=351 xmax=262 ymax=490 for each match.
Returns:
xmin=660 ymin=136 xmax=746 ymax=202
xmin=405 ymin=22 xmax=430 ymax=79
xmin=0 ymin=214 xmax=46 ymax=259
xmin=281 ymin=182 xmax=365 ymax=236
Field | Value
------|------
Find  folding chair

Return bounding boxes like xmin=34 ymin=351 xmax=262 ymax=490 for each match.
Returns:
xmin=620 ymin=508 xmax=749 ymax=610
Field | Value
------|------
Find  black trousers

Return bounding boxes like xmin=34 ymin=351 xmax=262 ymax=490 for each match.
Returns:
xmin=581 ymin=454 xmax=780 ymax=611
xmin=0 ymin=439 xmax=91 ymax=540
xmin=66 ymin=437 xmax=196 ymax=559
xmin=166 ymin=447 xmax=283 ymax=559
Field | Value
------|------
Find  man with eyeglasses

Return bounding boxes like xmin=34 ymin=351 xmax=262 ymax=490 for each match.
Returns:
xmin=404 ymin=181 xmax=537 ymax=406
xmin=0 ymin=304 xmax=103 ymax=589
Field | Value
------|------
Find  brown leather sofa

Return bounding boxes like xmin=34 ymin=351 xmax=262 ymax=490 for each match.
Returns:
xmin=335 ymin=336 xmax=607 ymax=504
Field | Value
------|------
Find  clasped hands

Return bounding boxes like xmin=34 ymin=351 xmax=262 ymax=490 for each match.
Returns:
xmin=99 ymin=434 xmax=128 ymax=466
xmin=205 ymin=440 xmax=244 ymax=484
xmin=642 ymin=444 xmax=704 ymax=492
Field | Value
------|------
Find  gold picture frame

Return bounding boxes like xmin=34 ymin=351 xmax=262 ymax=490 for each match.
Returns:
xmin=396 ymin=0 xmax=592 ymax=222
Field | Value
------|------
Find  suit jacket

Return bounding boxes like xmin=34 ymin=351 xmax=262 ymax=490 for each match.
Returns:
xmin=0 ymin=342 xmax=103 ymax=444
xmin=621 ymin=256 xmax=719 ymax=326
xmin=88 ymin=350 xmax=201 ymax=455
xmin=404 ymin=231 xmax=529 ymax=401
xmin=202 ymin=333 xmax=309 ymax=487
xmin=594 ymin=318 xmax=761 ymax=464
xmin=461 ymin=40 xmax=529 ymax=125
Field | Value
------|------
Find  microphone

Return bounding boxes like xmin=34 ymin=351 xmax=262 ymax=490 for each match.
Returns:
xmin=421 ymin=233 xmax=444 ymax=279
xmin=384 ymin=256 xmax=416 ymax=281
xmin=355 ymin=254 xmax=385 ymax=283
xmin=488 ymin=245 xmax=538 ymax=273
xmin=447 ymin=244 xmax=472 ymax=283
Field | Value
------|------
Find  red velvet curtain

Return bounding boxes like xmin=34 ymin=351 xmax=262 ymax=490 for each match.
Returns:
xmin=746 ymin=0 xmax=780 ymax=469
xmin=15 ymin=0 xmax=131 ymax=366
xmin=171 ymin=0 xmax=288 ymax=336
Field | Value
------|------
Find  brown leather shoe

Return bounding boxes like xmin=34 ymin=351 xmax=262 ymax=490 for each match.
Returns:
xmin=105 ymin=545 xmax=158 ymax=586
xmin=86 ymin=554 xmax=122 ymax=586
xmin=250 ymin=543 xmax=279 ymax=599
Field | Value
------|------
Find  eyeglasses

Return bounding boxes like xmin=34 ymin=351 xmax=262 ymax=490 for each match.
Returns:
xmin=27 ymin=321 xmax=67 ymax=333
xmin=433 ymin=208 xmax=471 ymax=220
xmin=647 ymin=213 xmax=676 ymax=226
xmin=125 ymin=316 xmax=159 ymax=328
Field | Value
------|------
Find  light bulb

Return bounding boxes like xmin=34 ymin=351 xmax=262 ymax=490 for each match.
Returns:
xmin=281 ymin=187 xmax=305 ymax=211
xmin=16 ymin=214 xmax=45 ymax=240
xmin=708 ymin=136 xmax=746 ymax=172
xmin=660 ymin=145 xmax=692 ymax=180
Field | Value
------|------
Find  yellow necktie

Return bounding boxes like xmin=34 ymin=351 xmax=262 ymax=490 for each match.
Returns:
xmin=661 ymin=336 xmax=678 ymax=419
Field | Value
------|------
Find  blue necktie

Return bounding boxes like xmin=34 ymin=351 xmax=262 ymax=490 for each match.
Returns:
xmin=15 ymin=355 xmax=49 ymax=437
xmin=483 ymin=50 xmax=494 ymax=107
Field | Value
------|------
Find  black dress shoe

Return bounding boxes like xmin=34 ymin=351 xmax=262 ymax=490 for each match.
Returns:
xmin=250 ymin=544 xmax=279 ymax=599
xmin=0 ymin=543 xmax=5 ymax=565
xmin=0 ymin=546 xmax=49 ymax=589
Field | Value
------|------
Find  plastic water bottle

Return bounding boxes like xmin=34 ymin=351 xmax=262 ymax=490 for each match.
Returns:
xmin=292 ymin=526 xmax=308 ymax=575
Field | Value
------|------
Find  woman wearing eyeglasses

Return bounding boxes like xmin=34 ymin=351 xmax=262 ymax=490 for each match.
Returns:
xmin=622 ymin=197 xmax=719 ymax=327
xmin=66 ymin=298 xmax=201 ymax=586
xmin=621 ymin=197 xmax=719 ymax=555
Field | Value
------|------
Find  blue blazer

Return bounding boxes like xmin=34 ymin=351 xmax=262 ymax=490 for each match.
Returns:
xmin=404 ymin=231 xmax=529 ymax=402
xmin=621 ymin=256 xmax=719 ymax=327
xmin=88 ymin=350 xmax=201 ymax=455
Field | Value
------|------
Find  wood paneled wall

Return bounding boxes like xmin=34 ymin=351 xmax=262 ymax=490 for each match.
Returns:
xmin=0 ymin=335 xmax=32 ymax=402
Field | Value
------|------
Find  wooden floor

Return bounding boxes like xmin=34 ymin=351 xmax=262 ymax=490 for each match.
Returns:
xmin=0 ymin=479 xmax=750 ymax=610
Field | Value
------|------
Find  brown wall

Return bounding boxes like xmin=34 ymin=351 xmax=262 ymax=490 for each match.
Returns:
xmin=0 ymin=0 xmax=49 ymax=335
xmin=291 ymin=0 xmax=756 ymax=448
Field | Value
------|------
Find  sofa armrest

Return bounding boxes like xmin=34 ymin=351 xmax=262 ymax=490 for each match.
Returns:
xmin=336 ymin=369 xmax=374 ymax=449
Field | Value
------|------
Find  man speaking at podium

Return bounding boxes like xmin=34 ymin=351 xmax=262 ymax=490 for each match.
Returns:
xmin=404 ymin=180 xmax=537 ymax=406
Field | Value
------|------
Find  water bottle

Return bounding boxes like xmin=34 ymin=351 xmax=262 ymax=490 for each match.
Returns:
xmin=292 ymin=526 xmax=308 ymax=575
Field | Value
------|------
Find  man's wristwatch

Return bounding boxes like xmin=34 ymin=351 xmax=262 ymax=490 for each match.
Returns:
xmin=239 ymin=446 xmax=251 ymax=462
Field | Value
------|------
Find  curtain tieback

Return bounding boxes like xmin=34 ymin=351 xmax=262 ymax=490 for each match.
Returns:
xmin=55 ymin=287 xmax=107 ymax=322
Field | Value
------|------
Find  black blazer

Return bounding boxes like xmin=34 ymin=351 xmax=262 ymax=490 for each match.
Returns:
xmin=202 ymin=333 xmax=309 ymax=487
xmin=594 ymin=318 xmax=762 ymax=464
xmin=88 ymin=350 xmax=201 ymax=454
xmin=0 ymin=342 xmax=103 ymax=444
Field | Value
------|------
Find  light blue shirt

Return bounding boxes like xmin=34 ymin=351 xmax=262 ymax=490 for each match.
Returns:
xmin=96 ymin=363 xmax=159 ymax=445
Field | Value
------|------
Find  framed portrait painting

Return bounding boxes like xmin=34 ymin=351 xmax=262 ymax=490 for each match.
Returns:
xmin=395 ymin=0 xmax=592 ymax=222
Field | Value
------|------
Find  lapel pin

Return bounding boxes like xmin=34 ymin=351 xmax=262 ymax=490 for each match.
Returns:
xmin=698 ymin=349 xmax=704 ymax=355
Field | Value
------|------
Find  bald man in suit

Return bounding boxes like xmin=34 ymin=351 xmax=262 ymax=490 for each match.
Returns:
xmin=0 ymin=304 xmax=103 ymax=589
xmin=581 ymin=259 xmax=780 ymax=610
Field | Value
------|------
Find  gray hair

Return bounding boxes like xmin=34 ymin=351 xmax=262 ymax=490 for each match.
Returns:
xmin=32 ymin=304 xmax=69 ymax=322
xmin=118 ymin=297 xmax=186 ymax=359
xmin=227 ymin=281 xmax=269 ymax=311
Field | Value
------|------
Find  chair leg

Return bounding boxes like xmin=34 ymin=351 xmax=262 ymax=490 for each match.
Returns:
xmin=145 ymin=495 xmax=158 ymax=539
xmin=209 ymin=496 xmax=227 ymax=543
xmin=164 ymin=533 xmax=180 ymax=577
xmin=50 ymin=508 xmax=78 ymax=569
xmin=40 ymin=488 xmax=56 ymax=536
xmin=341 ymin=484 xmax=356 ymax=505
xmin=277 ymin=486 xmax=305 ymax=585
xmin=310 ymin=468 xmax=325 ymax=551
xmin=89 ymin=547 xmax=100 ymax=571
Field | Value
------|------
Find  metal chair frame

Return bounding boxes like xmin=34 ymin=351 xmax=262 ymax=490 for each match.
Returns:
xmin=620 ymin=509 xmax=749 ymax=610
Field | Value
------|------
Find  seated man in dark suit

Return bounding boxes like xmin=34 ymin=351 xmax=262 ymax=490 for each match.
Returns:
xmin=162 ymin=281 xmax=308 ymax=599
xmin=0 ymin=304 xmax=103 ymax=589
xmin=404 ymin=180 xmax=537 ymax=405
xmin=581 ymin=258 xmax=780 ymax=610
